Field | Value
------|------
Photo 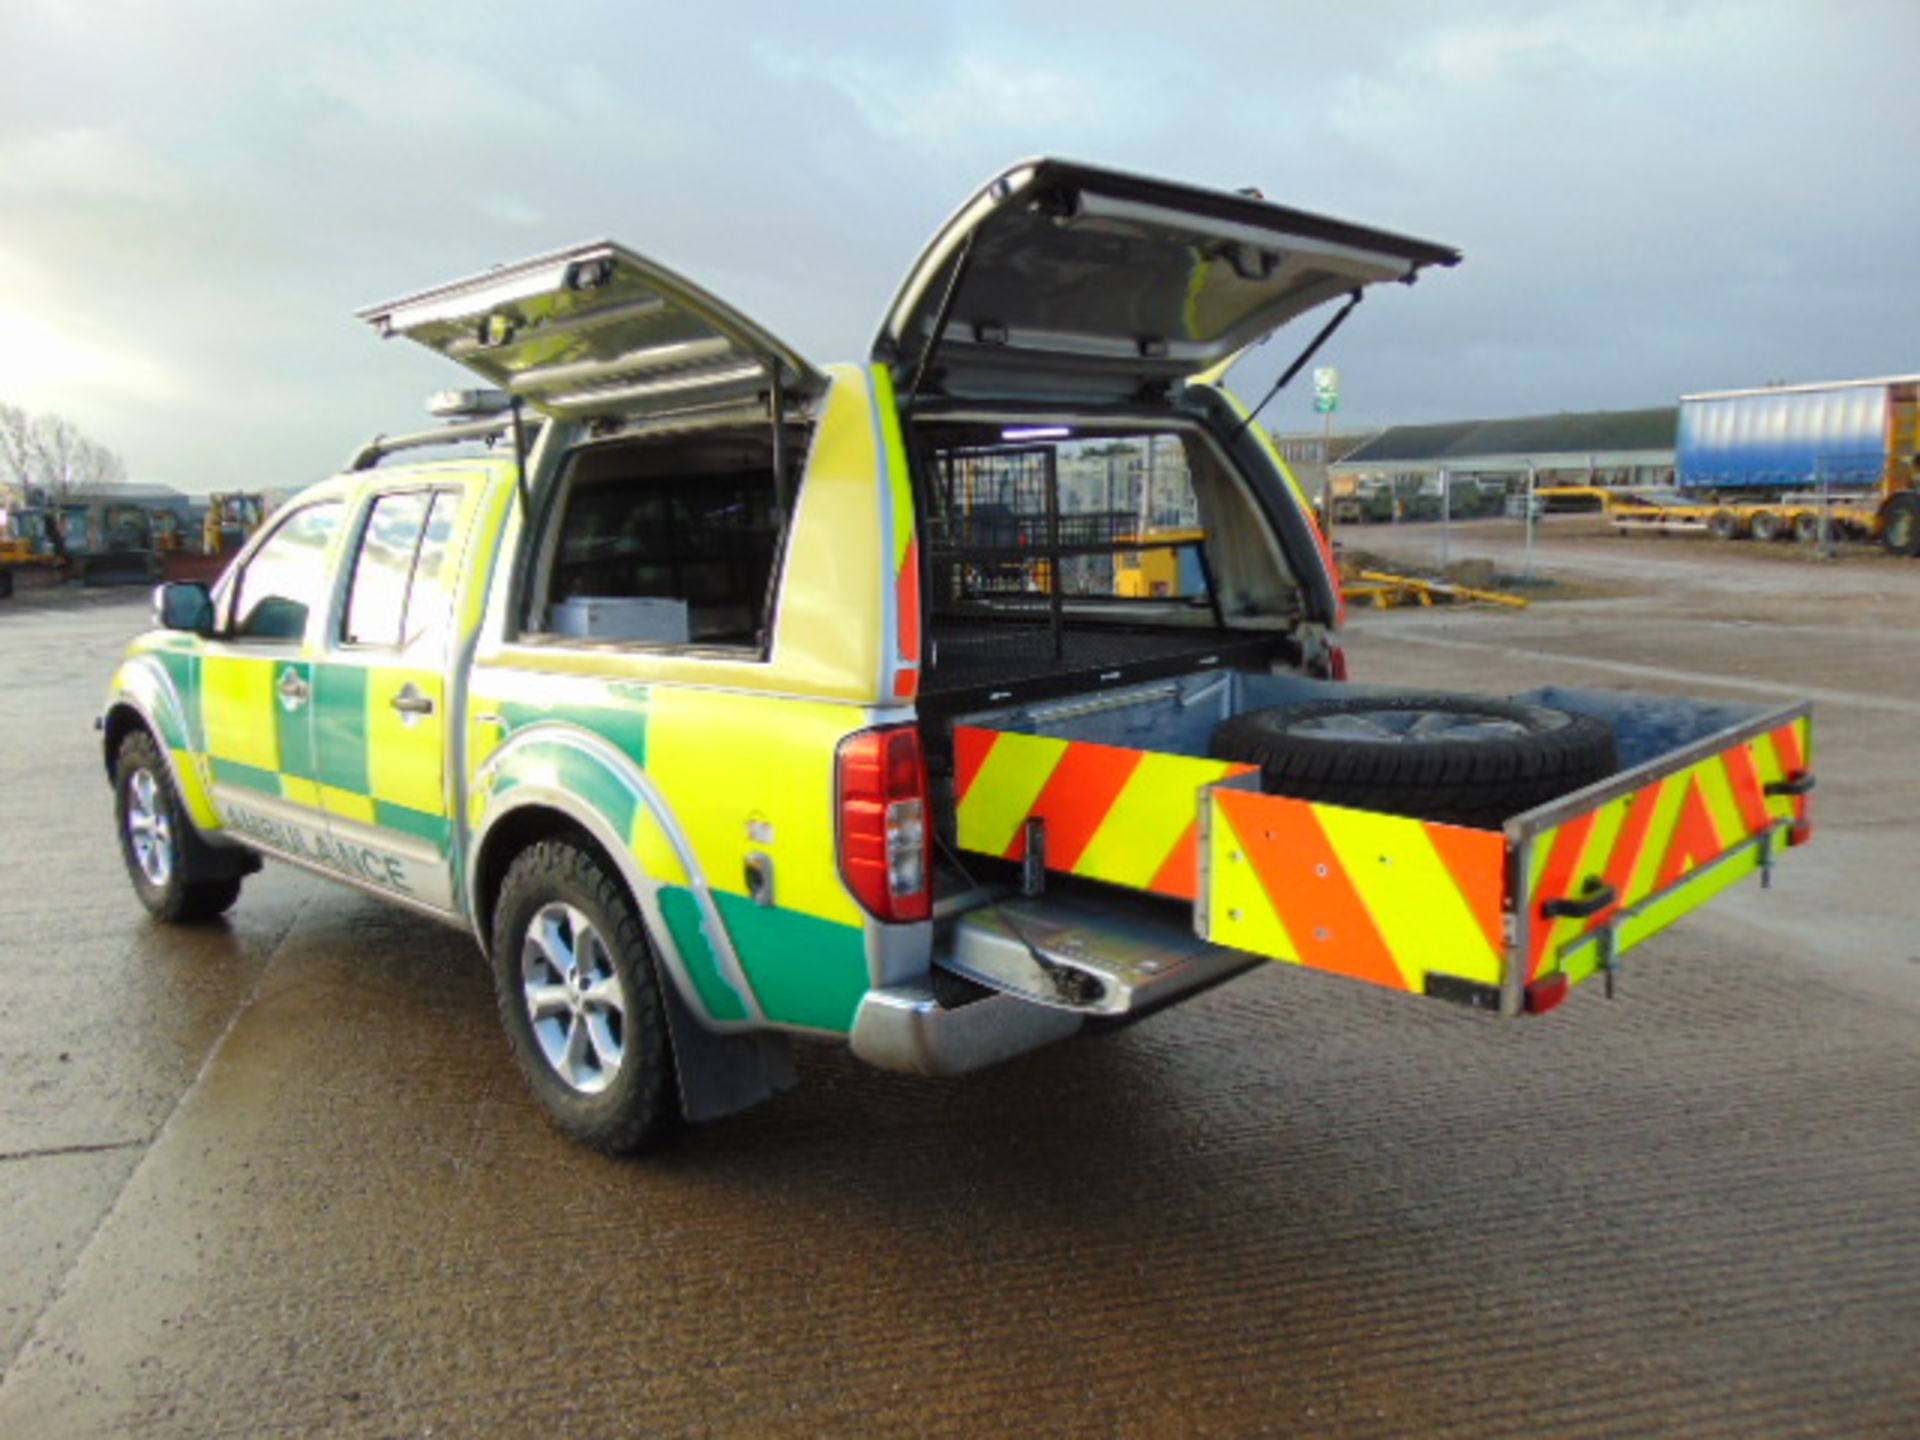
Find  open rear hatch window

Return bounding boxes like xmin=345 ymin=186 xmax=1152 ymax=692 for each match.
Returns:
xmin=876 ymin=158 xmax=1458 ymax=404
xmin=359 ymin=241 xmax=824 ymax=424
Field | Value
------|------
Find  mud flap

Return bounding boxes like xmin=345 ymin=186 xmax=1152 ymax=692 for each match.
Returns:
xmin=659 ymin=979 xmax=797 ymax=1123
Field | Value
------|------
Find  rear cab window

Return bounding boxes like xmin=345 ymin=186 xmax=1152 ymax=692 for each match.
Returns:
xmin=521 ymin=421 xmax=811 ymax=654
xmin=911 ymin=416 xmax=1303 ymax=706
xmin=343 ymin=489 xmax=462 ymax=650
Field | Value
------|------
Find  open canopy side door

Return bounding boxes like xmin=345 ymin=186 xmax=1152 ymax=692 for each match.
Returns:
xmin=359 ymin=241 xmax=825 ymax=423
xmin=876 ymin=158 xmax=1460 ymax=405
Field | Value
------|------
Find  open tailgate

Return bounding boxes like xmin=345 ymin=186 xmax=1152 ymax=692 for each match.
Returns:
xmin=952 ymin=685 xmax=1812 ymax=1017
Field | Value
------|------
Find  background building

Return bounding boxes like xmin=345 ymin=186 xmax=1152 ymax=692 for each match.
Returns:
xmin=1327 ymin=407 xmax=1677 ymax=521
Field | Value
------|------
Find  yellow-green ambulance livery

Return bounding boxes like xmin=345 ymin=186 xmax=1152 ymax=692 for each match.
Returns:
xmin=102 ymin=160 xmax=1811 ymax=1152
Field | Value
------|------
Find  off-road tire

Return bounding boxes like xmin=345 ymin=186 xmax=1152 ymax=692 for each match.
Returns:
xmin=1209 ymin=693 xmax=1618 ymax=830
xmin=490 ymin=839 xmax=674 ymax=1155
xmin=1882 ymin=493 xmax=1920 ymax=557
xmin=113 ymin=729 xmax=243 ymax=922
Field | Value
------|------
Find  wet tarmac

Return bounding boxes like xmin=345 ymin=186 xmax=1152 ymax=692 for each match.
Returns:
xmin=1 ymin=549 xmax=1915 ymax=1438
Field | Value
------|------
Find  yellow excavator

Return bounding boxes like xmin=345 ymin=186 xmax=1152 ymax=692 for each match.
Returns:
xmin=160 ymin=492 xmax=268 ymax=583
xmin=0 ymin=507 xmax=68 ymax=599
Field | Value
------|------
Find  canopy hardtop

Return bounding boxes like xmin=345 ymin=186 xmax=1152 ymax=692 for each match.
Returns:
xmin=876 ymin=158 xmax=1458 ymax=405
xmin=362 ymin=158 xmax=1458 ymax=419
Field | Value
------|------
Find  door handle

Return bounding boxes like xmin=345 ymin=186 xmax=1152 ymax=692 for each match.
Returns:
xmin=391 ymin=683 xmax=435 ymax=720
xmin=276 ymin=666 xmax=310 ymax=710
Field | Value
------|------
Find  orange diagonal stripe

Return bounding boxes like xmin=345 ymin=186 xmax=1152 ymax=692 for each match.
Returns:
xmin=1720 ymin=743 xmax=1771 ymax=836
xmin=1148 ymin=820 xmax=1200 ymax=900
xmin=1011 ymin=741 xmax=1143 ymax=870
xmin=1529 ymin=810 xmax=1595 ymax=981
xmin=1422 ymin=820 xmax=1506 ymax=959
xmin=1654 ymin=776 xmax=1723 ymax=890
xmin=1235 ymin=795 xmax=1405 ymax=991
xmin=1597 ymin=777 xmax=1664 ymax=918
xmin=952 ymin=726 xmax=998 ymax=806
xmin=896 ymin=535 xmax=921 ymax=662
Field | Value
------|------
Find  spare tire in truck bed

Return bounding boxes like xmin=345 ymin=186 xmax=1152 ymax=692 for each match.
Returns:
xmin=1208 ymin=693 xmax=1617 ymax=829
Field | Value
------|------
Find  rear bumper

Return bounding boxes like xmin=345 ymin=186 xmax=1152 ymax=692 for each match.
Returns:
xmin=849 ymin=982 xmax=1083 ymax=1077
xmin=849 ymin=887 xmax=1264 ymax=1076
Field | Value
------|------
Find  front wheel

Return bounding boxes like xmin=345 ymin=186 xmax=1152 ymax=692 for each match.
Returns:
xmin=114 ymin=730 xmax=242 ymax=922
xmin=490 ymin=839 xmax=674 ymax=1154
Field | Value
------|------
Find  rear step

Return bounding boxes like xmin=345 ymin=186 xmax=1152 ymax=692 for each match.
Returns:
xmin=943 ymin=894 xmax=1261 ymax=1017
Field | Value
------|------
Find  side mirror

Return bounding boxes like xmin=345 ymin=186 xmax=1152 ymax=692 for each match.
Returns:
xmin=154 ymin=581 xmax=214 ymax=636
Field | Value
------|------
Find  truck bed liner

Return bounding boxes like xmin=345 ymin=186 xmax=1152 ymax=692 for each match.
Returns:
xmin=947 ymin=672 xmax=1813 ymax=1016
xmin=921 ymin=621 xmax=1279 ymax=712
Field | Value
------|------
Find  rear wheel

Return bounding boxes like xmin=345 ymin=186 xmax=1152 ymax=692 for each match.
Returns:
xmin=1882 ymin=493 xmax=1920 ymax=557
xmin=1208 ymin=693 xmax=1618 ymax=830
xmin=490 ymin=839 xmax=674 ymax=1155
xmin=114 ymin=730 xmax=243 ymax=922
xmin=1748 ymin=510 xmax=1782 ymax=542
xmin=1792 ymin=512 xmax=1823 ymax=544
xmin=1707 ymin=510 xmax=1742 ymax=540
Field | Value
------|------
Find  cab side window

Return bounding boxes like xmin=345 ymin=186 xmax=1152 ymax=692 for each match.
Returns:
xmin=534 ymin=424 xmax=808 ymax=650
xmin=343 ymin=490 xmax=460 ymax=649
xmin=231 ymin=502 xmax=344 ymax=641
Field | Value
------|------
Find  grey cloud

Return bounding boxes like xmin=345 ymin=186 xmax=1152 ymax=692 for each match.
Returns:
xmin=0 ymin=0 xmax=1914 ymax=486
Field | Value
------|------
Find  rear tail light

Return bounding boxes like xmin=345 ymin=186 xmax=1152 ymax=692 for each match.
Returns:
xmin=836 ymin=725 xmax=931 ymax=923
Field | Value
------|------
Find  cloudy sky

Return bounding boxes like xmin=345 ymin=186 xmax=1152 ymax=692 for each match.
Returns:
xmin=3 ymin=0 xmax=1917 ymax=492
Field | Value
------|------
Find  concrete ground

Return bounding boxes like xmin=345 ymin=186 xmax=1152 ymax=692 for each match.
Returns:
xmin=0 ymin=534 xmax=1915 ymax=1439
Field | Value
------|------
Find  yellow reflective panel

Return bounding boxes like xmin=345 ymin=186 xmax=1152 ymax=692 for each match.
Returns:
xmin=367 ymin=668 xmax=447 ymax=816
xmin=1072 ymin=753 xmax=1229 ymax=890
xmin=1206 ymin=805 xmax=1302 ymax=963
xmin=644 ymin=687 xmax=865 ymax=925
xmin=630 ymin=803 xmax=689 ymax=887
xmin=955 ymin=733 xmax=1068 ymax=860
xmin=201 ymin=657 xmax=278 ymax=771
xmin=320 ymin=785 xmax=377 ymax=824
xmin=169 ymin=747 xmax=220 ymax=829
xmin=1317 ymin=806 xmax=1502 ymax=989
xmin=768 ymin=366 xmax=885 ymax=699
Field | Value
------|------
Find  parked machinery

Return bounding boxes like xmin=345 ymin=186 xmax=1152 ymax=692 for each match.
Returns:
xmin=1675 ymin=377 xmax=1920 ymax=555
xmin=160 ymin=492 xmax=269 ymax=584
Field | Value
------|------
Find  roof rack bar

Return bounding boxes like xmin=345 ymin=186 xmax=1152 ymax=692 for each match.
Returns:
xmin=347 ymin=415 xmax=531 ymax=471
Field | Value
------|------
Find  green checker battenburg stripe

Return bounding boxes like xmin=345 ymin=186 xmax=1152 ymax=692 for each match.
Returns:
xmin=500 ymin=692 xmax=648 ymax=769
xmin=712 ymin=891 xmax=867 ymax=1034
xmin=490 ymin=742 xmax=639 ymax=843
xmin=210 ymin=757 xmax=282 ymax=795
xmin=313 ymin=664 xmax=371 ymax=795
xmin=373 ymin=799 xmax=451 ymax=850
xmin=152 ymin=650 xmax=201 ymax=750
xmin=657 ymin=886 xmax=749 ymax=1022
xmin=273 ymin=662 xmax=316 ymax=781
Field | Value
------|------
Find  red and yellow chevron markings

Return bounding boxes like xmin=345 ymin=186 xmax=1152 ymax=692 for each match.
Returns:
xmin=1526 ymin=716 xmax=1812 ymax=982
xmin=952 ymin=727 xmax=1253 ymax=899
xmin=1207 ymin=788 xmax=1506 ymax=992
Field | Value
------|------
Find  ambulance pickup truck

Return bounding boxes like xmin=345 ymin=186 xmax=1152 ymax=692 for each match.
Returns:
xmin=102 ymin=160 xmax=1814 ymax=1153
